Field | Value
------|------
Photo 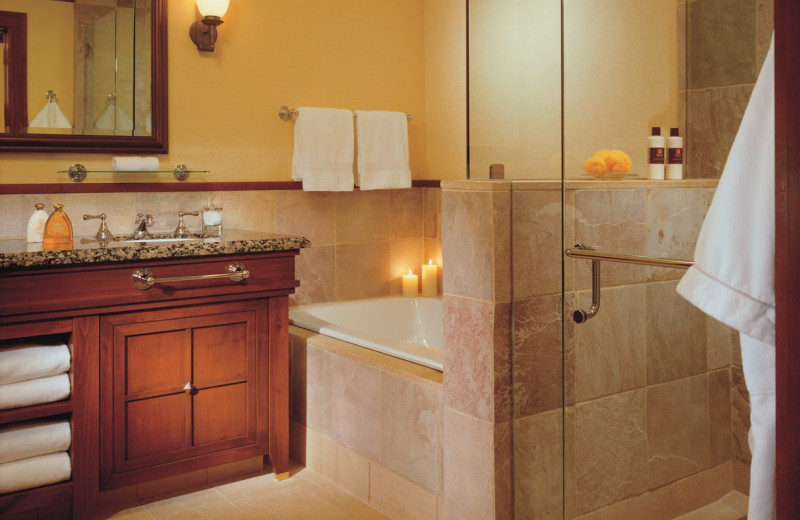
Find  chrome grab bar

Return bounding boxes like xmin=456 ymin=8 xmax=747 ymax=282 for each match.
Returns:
xmin=132 ymin=262 xmax=250 ymax=290
xmin=565 ymin=245 xmax=693 ymax=323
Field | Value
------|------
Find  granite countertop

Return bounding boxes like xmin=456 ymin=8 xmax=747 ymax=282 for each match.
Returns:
xmin=0 ymin=230 xmax=310 ymax=270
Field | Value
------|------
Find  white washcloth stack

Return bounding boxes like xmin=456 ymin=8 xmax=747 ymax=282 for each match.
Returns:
xmin=0 ymin=339 xmax=72 ymax=410
xmin=0 ymin=420 xmax=72 ymax=493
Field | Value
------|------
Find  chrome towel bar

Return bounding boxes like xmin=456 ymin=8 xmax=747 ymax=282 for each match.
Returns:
xmin=564 ymin=244 xmax=693 ymax=323
xmin=132 ymin=262 xmax=249 ymax=290
xmin=278 ymin=105 xmax=412 ymax=121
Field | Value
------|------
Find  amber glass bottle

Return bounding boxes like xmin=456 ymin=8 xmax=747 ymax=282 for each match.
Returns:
xmin=42 ymin=203 xmax=74 ymax=250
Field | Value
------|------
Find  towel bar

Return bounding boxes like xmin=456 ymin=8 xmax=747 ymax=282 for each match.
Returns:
xmin=278 ymin=105 xmax=411 ymax=122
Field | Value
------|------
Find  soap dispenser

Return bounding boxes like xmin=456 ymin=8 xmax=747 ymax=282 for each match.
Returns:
xmin=26 ymin=203 xmax=49 ymax=243
xmin=42 ymin=203 xmax=74 ymax=249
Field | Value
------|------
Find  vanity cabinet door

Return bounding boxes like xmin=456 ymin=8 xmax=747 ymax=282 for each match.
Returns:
xmin=100 ymin=300 xmax=268 ymax=490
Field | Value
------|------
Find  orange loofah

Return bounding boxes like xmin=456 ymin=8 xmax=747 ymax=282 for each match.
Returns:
xmin=583 ymin=154 xmax=608 ymax=174
xmin=605 ymin=149 xmax=632 ymax=173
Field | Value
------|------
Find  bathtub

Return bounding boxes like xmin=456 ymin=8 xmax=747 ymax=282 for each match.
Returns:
xmin=289 ymin=297 xmax=443 ymax=371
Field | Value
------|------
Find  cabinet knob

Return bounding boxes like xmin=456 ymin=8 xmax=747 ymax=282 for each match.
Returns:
xmin=183 ymin=382 xmax=195 ymax=393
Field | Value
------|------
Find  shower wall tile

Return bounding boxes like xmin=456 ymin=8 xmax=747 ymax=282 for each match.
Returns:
xmin=575 ymin=285 xmax=646 ymax=402
xmin=380 ymin=372 xmax=441 ymax=492
xmin=687 ymin=0 xmax=757 ymax=89
xmin=274 ymin=191 xmax=337 ymax=246
xmin=644 ymin=187 xmax=709 ymax=282
xmin=290 ymin=245 xmax=335 ymax=307
xmin=513 ymin=294 xmax=574 ymax=417
xmin=330 ymin=354 xmax=381 ymax=461
xmin=731 ymin=365 xmax=752 ymax=465
xmin=686 ymin=84 xmax=753 ymax=179
xmin=336 ymin=191 xmax=391 ymax=243
xmin=389 ymin=239 xmax=424 ymax=296
xmin=492 ymin=191 xmax=512 ymax=303
xmin=757 ymin=0 xmax=774 ymax=65
xmin=390 ymin=189 xmax=424 ymax=239
xmin=574 ymin=389 xmax=649 ymax=514
xmin=647 ymin=375 xmax=711 ymax=489
xmin=423 ymin=187 xmax=442 ymax=239
xmin=709 ymin=369 xmax=733 ymax=466
xmin=208 ymin=190 xmax=275 ymax=233
xmin=334 ymin=242 xmax=391 ymax=301
xmin=575 ymin=189 xmax=646 ymax=289
xmin=646 ymin=280 xmax=707 ymax=385
xmin=707 ymin=316 xmax=738 ymax=370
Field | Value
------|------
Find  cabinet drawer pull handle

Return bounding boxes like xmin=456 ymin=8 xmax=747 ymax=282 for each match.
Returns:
xmin=132 ymin=262 xmax=250 ymax=290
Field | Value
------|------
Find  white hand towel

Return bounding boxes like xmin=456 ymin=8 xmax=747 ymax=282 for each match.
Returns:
xmin=0 ymin=420 xmax=71 ymax=464
xmin=676 ymin=35 xmax=775 ymax=520
xmin=29 ymin=100 xmax=72 ymax=129
xmin=0 ymin=340 xmax=71 ymax=385
xmin=354 ymin=110 xmax=412 ymax=190
xmin=111 ymin=156 xmax=160 ymax=171
xmin=0 ymin=452 xmax=72 ymax=494
xmin=0 ymin=373 xmax=71 ymax=411
xmin=292 ymin=107 xmax=355 ymax=191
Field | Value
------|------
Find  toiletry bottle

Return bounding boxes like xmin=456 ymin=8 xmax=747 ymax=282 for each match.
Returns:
xmin=42 ymin=203 xmax=74 ymax=249
xmin=666 ymin=127 xmax=684 ymax=180
xmin=647 ymin=127 xmax=666 ymax=180
xmin=26 ymin=203 xmax=49 ymax=243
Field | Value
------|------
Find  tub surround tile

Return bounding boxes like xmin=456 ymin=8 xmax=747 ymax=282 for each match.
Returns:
xmin=709 ymin=369 xmax=733 ymax=466
xmin=370 ymin=462 xmax=438 ymax=520
xmin=423 ymin=188 xmax=442 ymax=239
xmin=330 ymin=355 xmax=381 ymax=461
xmin=389 ymin=239 xmax=425 ymax=296
xmin=275 ymin=191 xmax=337 ymax=246
xmin=334 ymin=242 xmax=391 ymax=301
xmin=441 ymin=190 xmax=494 ymax=301
xmin=390 ymin=189 xmax=424 ymax=239
xmin=336 ymin=191 xmax=391 ymax=244
xmin=305 ymin=346 xmax=333 ymax=435
xmin=647 ymin=375 xmax=711 ymax=489
xmin=303 ymin=426 xmax=371 ymax=503
xmin=646 ymin=280 xmax=707 ymax=385
xmin=291 ymin=245 xmax=336 ymax=307
xmin=380 ymin=373 xmax=441 ymax=492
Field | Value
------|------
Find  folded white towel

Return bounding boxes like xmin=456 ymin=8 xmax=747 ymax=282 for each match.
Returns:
xmin=111 ymin=156 xmax=160 ymax=171
xmin=0 ymin=452 xmax=72 ymax=494
xmin=0 ymin=340 xmax=71 ymax=385
xmin=0 ymin=374 xmax=71 ymax=411
xmin=0 ymin=420 xmax=71 ymax=464
xmin=354 ymin=110 xmax=411 ymax=190
xmin=292 ymin=107 xmax=355 ymax=191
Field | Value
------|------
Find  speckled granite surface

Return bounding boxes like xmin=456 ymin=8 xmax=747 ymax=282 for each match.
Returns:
xmin=0 ymin=230 xmax=310 ymax=270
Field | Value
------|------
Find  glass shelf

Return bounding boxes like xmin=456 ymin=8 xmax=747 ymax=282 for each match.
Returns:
xmin=59 ymin=164 xmax=208 ymax=182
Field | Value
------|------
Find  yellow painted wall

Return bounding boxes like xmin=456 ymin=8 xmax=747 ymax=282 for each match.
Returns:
xmin=0 ymin=0 xmax=468 ymax=185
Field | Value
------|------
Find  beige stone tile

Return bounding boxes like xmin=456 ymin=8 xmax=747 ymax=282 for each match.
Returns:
xmin=145 ymin=489 xmax=234 ymax=520
xmin=645 ymin=188 xmax=708 ymax=282
xmin=290 ymin=465 xmax=371 ymax=514
xmin=289 ymin=420 xmax=307 ymax=466
xmin=442 ymin=408 xmax=494 ymax=520
xmin=423 ymin=239 xmax=443 ymax=296
xmin=513 ymin=294 xmax=572 ymax=416
xmin=389 ymin=239 xmax=424 ymax=295
xmin=493 ymin=301 xmax=513 ymax=423
xmin=494 ymin=420 xmax=513 ymax=520
xmin=274 ymin=191 xmax=337 ymax=246
xmin=646 ymin=280 xmax=707 ymax=385
xmin=336 ymin=191 xmax=391 ymax=243
xmin=137 ymin=469 xmax=208 ymax=500
xmin=330 ymin=355 xmax=381 ymax=461
xmin=264 ymin=491 xmax=353 ymax=520
xmin=370 ymin=463 xmax=438 ymax=520
xmin=492 ymin=190 xmax=512 ymax=303
xmin=514 ymin=410 xmax=565 ymax=520
xmin=134 ymin=192 xmax=208 ymax=234
xmin=60 ymin=193 xmax=136 ymax=239
xmin=733 ymin=460 xmax=750 ymax=496
xmin=348 ymin=504 xmax=394 ymax=520
xmin=423 ymin=187 xmax=441 ymax=239
xmin=708 ymin=369 xmax=732 ymax=466
xmin=290 ymin=245 xmax=335 ymax=306
xmin=335 ymin=242 xmax=391 ymax=300
xmin=574 ymin=390 xmax=648 ymax=514
xmin=206 ymin=457 xmax=265 ymax=484
xmin=390 ymin=188 xmax=424 ymax=239
xmin=304 ymin=346 xmax=333 ymax=435
xmin=757 ymin=0 xmax=774 ymax=66
xmin=574 ymin=189 xmax=646 ymax=289
xmin=443 ymin=296 xmax=495 ymax=421
xmin=575 ymin=285 xmax=646 ymax=402
xmin=93 ymin=507 xmax=156 ymax=520
xmin=441 ymin=189 xmax=494 ymax=300
xmin=707 ymin=317 xmax=738 ymax=370
xmin=207 ymin=191 xmax=275 ymax=233
xmin=380 ymin=373 xmax=440 ymax=492
xmin=512 ymin=189 xmax=565 ymax=299
xmin=647 ymin=375 xmax=711 ymax=488
xmin=731 ymin=366 xmax=751 ymax=465
xmin=0 ymin=194 xmax=53 ymax=239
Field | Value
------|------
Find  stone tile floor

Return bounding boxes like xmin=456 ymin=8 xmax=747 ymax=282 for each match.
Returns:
xmin=673 ymin=491 xmax=748 ymax=520
xmin=92 ymin=467 xmax=392 ymax=520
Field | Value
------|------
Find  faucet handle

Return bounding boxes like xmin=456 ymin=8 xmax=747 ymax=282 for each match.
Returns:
xmin=136 ymin=213 xmax=155 ymax=226
xmin=83 ymin=213 xmax=114 ymax=242
xmin=175 ymin=210 xmax=200 ymax=237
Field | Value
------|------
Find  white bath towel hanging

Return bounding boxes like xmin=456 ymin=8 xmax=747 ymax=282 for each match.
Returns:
xmin=0 ymin=339 xmax=71 ymax=385
xmin=291 ymin=107 xmax=355 ymax=191
xmin=676 ymin=35 xmax=775 ymax=520
xmin=354 ymin=110 xmax=412 ymax=190
xmin=29 ymin=97 xmax=72 ymax=129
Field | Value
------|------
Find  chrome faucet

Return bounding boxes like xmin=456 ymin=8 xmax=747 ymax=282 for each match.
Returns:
xmin=83 ymin=213 xmax=114 ymax=242
xmin=175 ymin=210 xmax=200 ymax=238
xmin=134 ymin=213 xmax=154 ymax=239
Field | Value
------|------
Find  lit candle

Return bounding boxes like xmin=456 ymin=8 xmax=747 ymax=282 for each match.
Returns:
xmin=421 ymin=259 xmax=438 ymax=297
xmin=402 ymin=269 xmax=418 ymax=297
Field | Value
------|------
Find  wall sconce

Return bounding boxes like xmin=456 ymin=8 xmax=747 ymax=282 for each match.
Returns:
xmin=189 ymin=0 xmax=230 ymax=52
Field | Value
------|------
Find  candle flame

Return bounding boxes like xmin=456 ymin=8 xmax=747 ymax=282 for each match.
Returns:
xmin=408 ymin=269 xmax=413 ymax=275
xmin=428 ymin=259 xmax=433 ymax=265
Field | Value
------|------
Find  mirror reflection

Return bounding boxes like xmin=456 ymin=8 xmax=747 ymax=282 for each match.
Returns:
xmin=0 ymin=0 xmax=152 ymax=137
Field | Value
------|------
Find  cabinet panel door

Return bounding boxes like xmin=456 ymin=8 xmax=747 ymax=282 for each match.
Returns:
xmin=124 ymin=329 xmax=189 ymax=396
xmin=193 ymin=383 xmax=250 ymax=445
xmin=127 ymin=394 xmax=188 ymax=459
xmin=193 ymin=322 xmax=249 ymax=384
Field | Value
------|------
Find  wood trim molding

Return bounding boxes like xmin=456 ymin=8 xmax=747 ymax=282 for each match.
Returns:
xmin=0 ymin=10 xmax=27 ymax=133
xmin=0 ymin=180 xmax=442 ymax=194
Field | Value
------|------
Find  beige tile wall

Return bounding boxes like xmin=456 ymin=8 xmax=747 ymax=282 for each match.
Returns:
xmin=0 ymin=187 xmax=442 ymax=307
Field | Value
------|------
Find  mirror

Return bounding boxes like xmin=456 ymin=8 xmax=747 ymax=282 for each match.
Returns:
xmin=0 ymin=0 xmax=167 ymax=153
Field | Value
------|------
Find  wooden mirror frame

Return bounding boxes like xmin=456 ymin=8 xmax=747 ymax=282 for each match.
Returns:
xmin=0 ymin=0 xmax=167 ymax=154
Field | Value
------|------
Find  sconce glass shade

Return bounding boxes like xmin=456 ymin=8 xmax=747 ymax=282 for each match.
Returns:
xmin=196 ymin=0 xmax=230 ymax=18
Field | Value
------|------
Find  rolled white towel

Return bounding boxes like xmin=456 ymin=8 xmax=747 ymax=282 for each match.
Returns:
xmin=0 ymin=340 xmax=71 ymax=385
xmin=0 ymin=420 xmax=72 ymax=464
xmin=0 ymin=452 xmax=72 ymax=494
xmin=111 ymin=156 xmax=160 ymax=171
xmin=0 ymin=374 xmax=71 ymax=411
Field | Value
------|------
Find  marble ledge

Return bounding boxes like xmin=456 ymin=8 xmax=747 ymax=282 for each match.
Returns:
xmin=442 ymin=178 xmax=719 ymax=191
xmin=0 ymin=230 xmax=310 ymax=270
